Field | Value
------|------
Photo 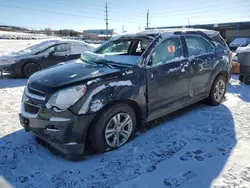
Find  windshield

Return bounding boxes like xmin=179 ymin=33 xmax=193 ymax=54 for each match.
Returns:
xmin=89 ymin=36 xmax=152 ymax=66
xmin=95 ymin=36 xmax=152 ymax=56
xmin=22 ymin=40 xmax=58 ymax=53
xmin=230 ymin=38 xmax=249 ymax=46
xmin=81 ymin=51 xmax=139 ymax=66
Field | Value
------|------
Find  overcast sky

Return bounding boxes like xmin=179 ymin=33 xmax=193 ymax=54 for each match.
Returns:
xmin=0 ymin=0 xmax=249 ymax=32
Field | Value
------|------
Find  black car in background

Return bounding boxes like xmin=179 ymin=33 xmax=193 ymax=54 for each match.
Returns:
xmin=0 ymin=39 xmax=95 ymax=77
xmin=19 ymin=29 xmax=231 ymax=158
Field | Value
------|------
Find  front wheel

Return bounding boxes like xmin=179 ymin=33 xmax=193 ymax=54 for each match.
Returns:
xmin=239 ymin=75 xmax=245 ymax=82
xmin=244 ymin=76 xmax=250 ymax=85
xmin=90 ymin=104 xmax=136 ymax=153
xmin=22 ymin=63 xmax=40 ymax=78
xmin=207 ymin=75 xmax=227 ymax=106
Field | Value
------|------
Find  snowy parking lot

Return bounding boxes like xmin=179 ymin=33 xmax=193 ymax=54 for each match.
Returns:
xmin=0 ymin=41 xmax=250 ymax=188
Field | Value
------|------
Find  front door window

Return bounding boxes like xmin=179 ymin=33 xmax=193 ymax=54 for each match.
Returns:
xmin=152 ymin=37 xmax=184 ymax=66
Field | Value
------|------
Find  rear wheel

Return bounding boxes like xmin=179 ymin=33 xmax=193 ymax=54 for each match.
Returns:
xmin=23 ymin=63 xmax=40 ymax=78
xmin=207 ymin=75 xmax=227 ymax=106
xmin=239 ymin=75 xmax=245 ymax=82
xmin=90 ymin=103 xmax=136 ymax=153
xmin=244 ymin=76 xmax=250 ymax=85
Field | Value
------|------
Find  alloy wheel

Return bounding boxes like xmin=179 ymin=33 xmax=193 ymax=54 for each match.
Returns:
xmin=104 ymin=113 xmax=133 ymax=148
xmin=214 ymin=80 xmax=225 ymax=102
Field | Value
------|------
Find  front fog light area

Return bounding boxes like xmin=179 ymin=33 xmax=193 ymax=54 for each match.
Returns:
xmin=47 ymin=85 xmax=87 ymax=110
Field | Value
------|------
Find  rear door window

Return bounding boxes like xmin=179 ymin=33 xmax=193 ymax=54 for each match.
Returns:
xmin=185 ymin=36 xmax=214 ymax=56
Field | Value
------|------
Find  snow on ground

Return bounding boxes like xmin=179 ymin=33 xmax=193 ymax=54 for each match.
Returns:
xmin=0 ymin=31 xmax=48 ymax=40
xmin=0 ymin=40 xmax=250 ymax=188
xmin=0 ymin=76 xmax=250 ymax=188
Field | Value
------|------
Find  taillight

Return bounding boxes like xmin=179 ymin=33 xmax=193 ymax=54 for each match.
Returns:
xmin=229 ymin=51 xmax=233 ymax=58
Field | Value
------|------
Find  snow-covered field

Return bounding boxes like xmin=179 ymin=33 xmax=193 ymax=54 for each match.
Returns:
xmin=0 ymin=31 xmax=48 ymax=40
xmin=0 ymin=41 xmax=250 ymax=188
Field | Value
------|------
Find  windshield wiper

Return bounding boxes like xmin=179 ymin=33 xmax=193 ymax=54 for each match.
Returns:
xmin=94 ymin=60 xmax=115 ymax=69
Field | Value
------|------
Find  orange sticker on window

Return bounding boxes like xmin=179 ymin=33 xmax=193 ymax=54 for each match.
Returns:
xmin=168 ymin=46 xmax=175 ymax=53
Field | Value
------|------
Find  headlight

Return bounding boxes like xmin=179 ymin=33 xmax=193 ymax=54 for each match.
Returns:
xmin=47 ymin=85 xmax=87 ymax=110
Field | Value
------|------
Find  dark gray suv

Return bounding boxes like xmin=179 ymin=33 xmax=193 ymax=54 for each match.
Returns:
xmin=19 ymin=28 xmax=232 ymax=158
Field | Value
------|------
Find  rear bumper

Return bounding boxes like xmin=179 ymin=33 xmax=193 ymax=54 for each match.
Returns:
xmin=19 ymin=103 xmax=95 ymax=157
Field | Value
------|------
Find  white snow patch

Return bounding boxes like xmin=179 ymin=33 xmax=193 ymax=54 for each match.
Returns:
xmin=108 ymin=80 xmax=132 ymax=87
xmin=122 ymin=70 xmax=134 ymax=76
xmin=79 ymin=80 xmax=133 ymax=114
xmin=79 ymin=84 xmax=107 ymax=114
xmin=90 ymin=99 xmax=104 ymax=112
xmin=90 ymin=70 xmax=100 ymax=75
xmin=86 ymin=78 xmax=101 ymax=86
xmin=188 ymin=55 xmax=195 ymax=61
xmin=224 ymin=93 xmax=240 ymax=107
xmin=167 ymin=66 xmax=182 ymax=73
xmin=69 ymin=74 xmax=77 ymax=78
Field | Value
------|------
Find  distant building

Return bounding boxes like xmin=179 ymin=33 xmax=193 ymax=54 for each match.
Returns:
xmin=83 ymin=29 xmax=114 ymax=40
xmin=146 ymin=21 xmax=250 ymax=43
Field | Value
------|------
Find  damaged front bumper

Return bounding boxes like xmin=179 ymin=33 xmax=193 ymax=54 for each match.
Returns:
xmin=19 ymin=89 xmax=95 ymax=157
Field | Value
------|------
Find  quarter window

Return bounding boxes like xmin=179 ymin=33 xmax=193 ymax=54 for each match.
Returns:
xmin=185 ymin=36 xmax=213 ymax=56
xmin=152 ymin=37 xmax=184 ymax=66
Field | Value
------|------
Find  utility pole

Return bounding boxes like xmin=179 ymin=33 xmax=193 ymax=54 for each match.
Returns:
xmin=188 ymin=17 xmax=190 ymax=28
xmin=146 ymin=10 xmax=149 ymax=28
xmin=105 ymin=3 xmax=109 ymax=37
xmin=139 ymin=26 xmax=141 ymax=31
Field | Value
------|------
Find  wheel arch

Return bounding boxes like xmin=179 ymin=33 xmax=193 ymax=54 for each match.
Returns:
xmin=22 ymin=61 xmax=41 ymax=77
xmin=209 ymin=70 xmax=229 ymax=92
xmin=84 ymin=99 xmax=143 ymax=146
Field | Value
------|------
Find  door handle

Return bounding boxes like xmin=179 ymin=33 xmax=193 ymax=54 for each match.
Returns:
xmin=151 ymin=74 xmax=154 ymax=79
xmin=183 ymin=62 xmax=189 ymax=69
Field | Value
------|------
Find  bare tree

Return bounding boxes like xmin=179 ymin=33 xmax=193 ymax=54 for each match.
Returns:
xmin=44 ymin=28 xmax=52 ymax=36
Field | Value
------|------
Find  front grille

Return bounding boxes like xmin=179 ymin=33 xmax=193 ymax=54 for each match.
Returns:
xmin=28 ymin=87 xmax=45 ymax=98
xmin=24 ymin=103 xmax=40 ymax=114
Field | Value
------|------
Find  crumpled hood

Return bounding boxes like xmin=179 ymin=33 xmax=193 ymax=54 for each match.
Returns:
xmin=28 ymin=59 xmax=121 ymax=90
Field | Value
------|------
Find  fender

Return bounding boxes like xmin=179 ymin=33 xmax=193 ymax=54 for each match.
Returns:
xmin=75 ymin=66 xmax=147 ymax=119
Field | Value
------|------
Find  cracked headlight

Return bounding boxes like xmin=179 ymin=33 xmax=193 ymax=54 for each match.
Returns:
xmin=47 ymin=85 xmax=87 ymax=110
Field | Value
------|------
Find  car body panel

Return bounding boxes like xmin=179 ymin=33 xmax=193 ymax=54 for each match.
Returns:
xmin=0 ymin=40 xmax=95 ymax=77
xmin=146 ymin=58 xmax=190 ymax=121
xmin=19 ymin=29 xmax=231 ymax=156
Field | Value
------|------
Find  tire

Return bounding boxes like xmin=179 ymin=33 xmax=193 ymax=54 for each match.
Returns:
xmin=239 ymin=75 xmax=244 ymax=82
xmin=244 ymin=76 xmax=250 ymax=85
xmin=90 ymin=103 xmax=137 ymax=153
xmin=207 ymin=75 xmax=227 ymax=106
xmin=22 ymin=63 xmax=40 ymax=78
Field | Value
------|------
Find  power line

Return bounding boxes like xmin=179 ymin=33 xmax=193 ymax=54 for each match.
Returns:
xmin=0 ymin=3 xmax=145 ymax=24
xmin=193 ymin=15 xmax=250 ymax=25
xmin=152 ymin=0 xmax=247 ymax=15
xmin=151 ymin=5 xmax=249 ymax=19
xmin=12 ymin=0 xmax=147 ymax=18
xmin=149 ymin=15 xmax=250 ymax=28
